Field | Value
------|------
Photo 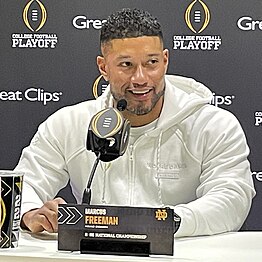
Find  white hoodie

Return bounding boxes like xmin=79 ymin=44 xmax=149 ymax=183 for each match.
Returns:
xmin=16 ymin=75 xmax=255 ymax=237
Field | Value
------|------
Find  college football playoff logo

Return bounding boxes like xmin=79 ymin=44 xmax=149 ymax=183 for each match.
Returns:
xmin=185 ymin=0 xmax=210 ymax=34
xmin=23 ymin=0 xmax=47 ymax=32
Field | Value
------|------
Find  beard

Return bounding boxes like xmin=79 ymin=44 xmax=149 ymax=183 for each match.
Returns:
xmin=111 ymin=87 xmax=165 ymax=116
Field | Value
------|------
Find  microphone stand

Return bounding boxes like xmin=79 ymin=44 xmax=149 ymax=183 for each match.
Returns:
xmin=82 ymin=140 xmax=110 ymax=204
xmin=82 ymin=151 xmax=101 ymax=204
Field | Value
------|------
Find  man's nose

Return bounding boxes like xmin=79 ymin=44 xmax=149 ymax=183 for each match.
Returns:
xmin=131 ymin=65 xmax=147 ymax=85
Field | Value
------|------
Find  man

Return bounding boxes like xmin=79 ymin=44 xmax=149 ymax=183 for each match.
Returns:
xmin=16 ymin=8 xmax=255 ymax=237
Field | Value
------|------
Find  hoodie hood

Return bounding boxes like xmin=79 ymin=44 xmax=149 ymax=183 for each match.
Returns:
xmin=157 ymin=75 xmax=213 ymax=130
xmin=98 ymin=74 xmax=213 ymax=133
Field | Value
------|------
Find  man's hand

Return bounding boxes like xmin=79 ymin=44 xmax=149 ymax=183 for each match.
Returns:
xmin=21 ymin=197 xmax=66 ymax=233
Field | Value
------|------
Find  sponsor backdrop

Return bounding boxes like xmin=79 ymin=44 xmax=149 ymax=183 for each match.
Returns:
xmin=1 ymin=0 xmax=261 ymax=230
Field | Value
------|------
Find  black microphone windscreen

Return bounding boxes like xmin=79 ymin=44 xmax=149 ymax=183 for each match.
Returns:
xmin=117 ymin=99 xmax=127 ymax=111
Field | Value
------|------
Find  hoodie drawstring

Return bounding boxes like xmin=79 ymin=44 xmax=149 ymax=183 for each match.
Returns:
xmin=100 ymin=162 xmax=111 ymax=204
xmin=156 ymin=130 xmax=164 ymax=207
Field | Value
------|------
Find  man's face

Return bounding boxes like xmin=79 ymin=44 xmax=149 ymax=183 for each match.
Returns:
xmin=97 ymin=36 xmax=169 ymax=117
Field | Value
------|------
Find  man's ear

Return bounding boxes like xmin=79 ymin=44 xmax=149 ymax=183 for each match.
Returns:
xmin=163 ymin=49 xmax=169 ymax=74
xmin=97 ymin=56 xmax=108 ymax=81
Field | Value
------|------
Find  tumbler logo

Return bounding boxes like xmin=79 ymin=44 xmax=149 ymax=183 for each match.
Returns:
xmin=173 ymin=0 xmax=222 ymax=51
xmin=23 ymin=0 xmax=47 ymax=32
xmin=254 ymin=112 xmax=262 ymax=126
xmin=11 ymin=0 xmax=58 ymax=49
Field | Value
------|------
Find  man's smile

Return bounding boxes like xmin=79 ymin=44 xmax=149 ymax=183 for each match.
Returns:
xmin=126 ymin=88 xmax=153 ymax=97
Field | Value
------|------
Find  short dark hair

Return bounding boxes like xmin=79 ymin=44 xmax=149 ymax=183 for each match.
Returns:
xmin=100 ymin=8 xmax=163 ymax=45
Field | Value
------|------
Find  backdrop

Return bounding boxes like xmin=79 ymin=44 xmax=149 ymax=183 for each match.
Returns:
xmin=1 ymin=0 xmax=261 ymax=230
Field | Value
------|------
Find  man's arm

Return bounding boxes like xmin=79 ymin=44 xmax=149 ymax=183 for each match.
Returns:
xmin=174 ymin=110 xmax=256 ymax=237
xmin=15 ymin=112 xmax=71 ymax=230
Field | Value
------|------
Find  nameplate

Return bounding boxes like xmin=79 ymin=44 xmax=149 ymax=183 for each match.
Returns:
xmin=58 ymin=204 xmax=174 ymax=256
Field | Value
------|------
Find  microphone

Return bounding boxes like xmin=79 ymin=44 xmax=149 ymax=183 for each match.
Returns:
xmin=116 ymin=99 xmax=127 ymax=111
xmin=83 ymin=99 xmax=130 ymax=204
xmin=86 ymin=99 xmax=130 ymax=162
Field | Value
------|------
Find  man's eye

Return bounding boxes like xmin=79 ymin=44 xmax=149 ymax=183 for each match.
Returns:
xmin=120 ymin=62 xmax=132 ymax=67
xmin=148 ymin=59 xmax=158 ymax=65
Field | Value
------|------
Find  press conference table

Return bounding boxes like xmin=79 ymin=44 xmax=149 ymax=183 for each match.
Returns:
xmin=0 ymin=231 xmax=261 ymax=262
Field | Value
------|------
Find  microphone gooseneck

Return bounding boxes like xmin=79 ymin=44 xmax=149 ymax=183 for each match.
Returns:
xmin=82 ymin=151 xmax=102 ymax=204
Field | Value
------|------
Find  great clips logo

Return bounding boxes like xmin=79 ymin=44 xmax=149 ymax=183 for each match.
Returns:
xmin=11 ymin=0 xmax=58 ymax=49
xmin=72 ymin=15 xmax=107 ymax=30
xmin=173 ymin=0 xmax=222 ymax=51
xmin=0 ymin=87 xmax=63 ymax=105
xmin=237 ymin=17 xmax=262 ymax=31
xmin=253 ymin=171 xmax=262 ymax=182
xmin=210 ymin=93 xmax=235 ymax=107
